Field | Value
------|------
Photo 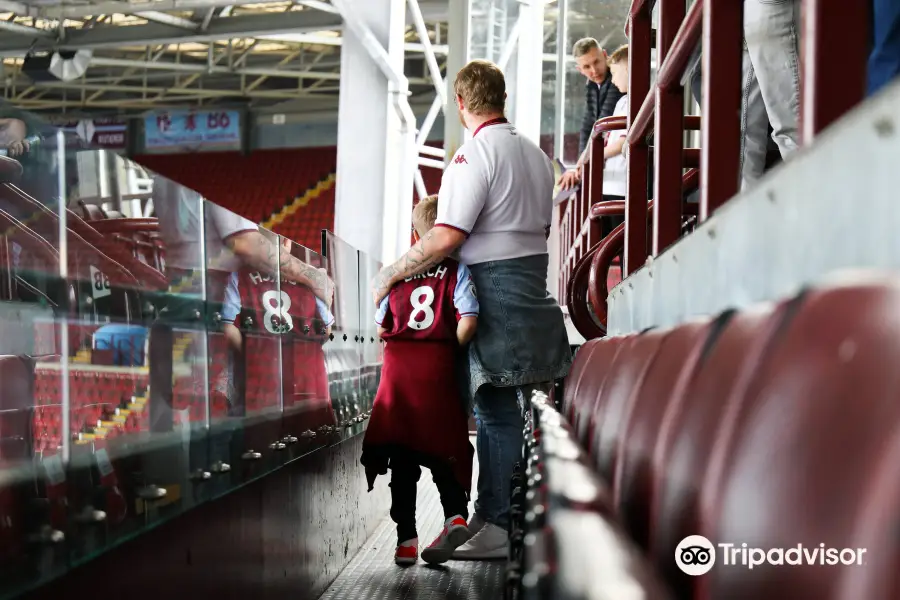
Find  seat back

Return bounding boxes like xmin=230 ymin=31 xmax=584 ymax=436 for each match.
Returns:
xmin=572 ymin=335 xmax=631 ymax=446
xmin=589 ymin=328 xmax=667 ymax=482
xmin=700 ymin=278 xmax=900 ymax=600
xmin=649 ymin=303 xmax=789 ymax=599
xmin=561 ymin=338 xmax=602 ymax=422
xmin=613 ymin=319 xmax=712 ymax=551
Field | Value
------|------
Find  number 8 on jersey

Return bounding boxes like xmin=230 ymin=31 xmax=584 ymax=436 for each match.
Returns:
xmin=408 ymin=286 xmax=435 ymax=330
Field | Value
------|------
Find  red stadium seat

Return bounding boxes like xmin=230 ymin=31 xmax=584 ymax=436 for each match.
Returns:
xmin=571 ymin=335 xmax=632 ymax=447
xmin=648 ymin=302 xmax=789 ymax=599
xmin=588 ymin=328 xmax=667 ymax=482
xmin=699 ymin=276 xmax=900 ymax=600
xmin=612 ymin=318 xmax=713 ymax=551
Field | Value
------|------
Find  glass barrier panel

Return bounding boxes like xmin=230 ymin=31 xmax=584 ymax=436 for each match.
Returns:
xmin=57 ymin=147 xmax=210 ymax=567
xmin=0 ymin=102 xmax=70 ymax=596
xmin=278 ymin=239 xmax=339 ymax=458
xmin=323 ymin=232 xmax=363 ymax=438
xmin=208 ymin=216 xmax=286 ymax=486
xmin=357 ymin=250 xmax=383 ymax=420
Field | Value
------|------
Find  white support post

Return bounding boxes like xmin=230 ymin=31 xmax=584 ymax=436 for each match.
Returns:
xmin=513 ymin=0 xmax=545 ymax=144
xmin=444 ymin=0 xmax=471 ymax=164
xmin=553 ymin=0 xmax=568 ymax=161
xmin=333 ymin=0 xmax=416 ymax=266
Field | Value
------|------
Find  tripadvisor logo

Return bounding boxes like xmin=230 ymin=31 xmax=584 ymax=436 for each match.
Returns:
xmin=676 ymin=535 xmax=716 ymax=576
xmin=676 ymin=535 xmax=867 ymax=575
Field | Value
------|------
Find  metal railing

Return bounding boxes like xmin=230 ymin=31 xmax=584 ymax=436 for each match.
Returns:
xmin=559 ymin=0 xmax=869 ymax=340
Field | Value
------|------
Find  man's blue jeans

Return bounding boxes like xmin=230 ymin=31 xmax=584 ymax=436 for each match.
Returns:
xmin=473 ymin=385 xmax=524 ymax=531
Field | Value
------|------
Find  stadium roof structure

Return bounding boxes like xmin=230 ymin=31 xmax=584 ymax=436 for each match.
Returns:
xmin=0 ymin=0 xmax=453 ymax=114
xmin=0 ymin=0 xmax=630 ymax=116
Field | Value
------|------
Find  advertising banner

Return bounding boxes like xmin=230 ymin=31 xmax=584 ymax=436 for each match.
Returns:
xmin=144 ymin=110 xmax=241 ymax=151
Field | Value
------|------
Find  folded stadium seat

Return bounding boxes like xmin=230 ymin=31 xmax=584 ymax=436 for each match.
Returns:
xmin=612 ymin=318 xmax=714 ymax=551
xmin=648 ymin=301 xmax=792 ymax=600
xmin=560 ymin=338 xmax=602 ymax=423
xmin=697 ymin=275 xmax=900 ymax=600
xmin=589 ymin=327 xmax=668 ymax=482
xmin=571 ymin=334 xmax=633 ymax=448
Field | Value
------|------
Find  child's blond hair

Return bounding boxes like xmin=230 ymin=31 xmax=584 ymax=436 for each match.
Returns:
xmin=412 ymin=194 xmax=438 ymax=238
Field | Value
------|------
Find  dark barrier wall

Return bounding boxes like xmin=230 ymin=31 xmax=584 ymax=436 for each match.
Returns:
xmin=23 ymin=434 xmax=390 ymax=600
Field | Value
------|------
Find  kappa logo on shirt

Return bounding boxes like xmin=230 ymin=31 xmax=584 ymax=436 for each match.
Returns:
xmin=454 ymin=154 xmax=468 ymax=165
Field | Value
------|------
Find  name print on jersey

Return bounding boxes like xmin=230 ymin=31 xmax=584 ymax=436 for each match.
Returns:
xmin=403 ymin=265 xmax=448 ymax=283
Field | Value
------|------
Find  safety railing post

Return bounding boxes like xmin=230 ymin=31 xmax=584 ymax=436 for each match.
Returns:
xmin=624 ymin=5 xmax=652 ymax=276
xmin=653 ymin=0 xmax=687 ymax=255
xmin=699 ymin=0 xmax=742 ymax=221
xmin=800 ymin=0 xmax=868 ymax=144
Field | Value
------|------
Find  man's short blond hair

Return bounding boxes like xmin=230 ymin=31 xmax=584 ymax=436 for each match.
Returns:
xmin=412 ymin=194 xmax=438 ymax=238
xmin=453 ymin=59 xmax=506 ymax=116
xmin=572 ymin=37 xmax=600 ymax=58
xmin=608 ymin=44 xmax=629 ymax=66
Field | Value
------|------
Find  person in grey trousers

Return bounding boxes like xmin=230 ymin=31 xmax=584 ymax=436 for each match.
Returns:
xmin=689 ymin=0 xmax=801 ymax=192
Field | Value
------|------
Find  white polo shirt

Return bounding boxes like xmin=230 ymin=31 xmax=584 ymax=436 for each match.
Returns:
xmin=436 ymin=118 xmax=555 ymax=265
xmin=153 ymin=175 xmax=258 ymax=273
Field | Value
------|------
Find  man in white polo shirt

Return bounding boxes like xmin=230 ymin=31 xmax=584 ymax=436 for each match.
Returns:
xmin=372 ymin=59 xmax=571 ymax=560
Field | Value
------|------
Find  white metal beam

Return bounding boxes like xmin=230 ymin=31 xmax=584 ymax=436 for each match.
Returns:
xmin=87 ymin=56 xmax=349 ymax=81
xmin=514 ymin=0 xmax=545 ymax=144
xmin=408 ymin=0 xmax=446 ymax=106
xmin=418 ymin=145 xmax=444 ymax=158
xmin=443 ymin=0 xmax=470 ymax=164
xmin=135 ymin=11 xmax=199 ymax=29
xmin=416 ymin=93 xmax=443 ymax=146
xmin=32 ymin=0 xmax=448 ymax=23
xmin=553 ymin=0 xmax=568 ymax=160
xmin=258 ymin=33 xmax=449 ymax=55
xmin=0 ymin=10 xmax=343 ymax=52
xmin=297 ymin=0 xmax=339 ymax=13
xmin=0 ymin=0 xmax=27 ymax=13
xmin=497 ymin=15 xmax=522 ymax=73
xmin=414 ymin=169 xmax=428 ymax=200
xmin=0 ymin=20 xmax=54 ymax=37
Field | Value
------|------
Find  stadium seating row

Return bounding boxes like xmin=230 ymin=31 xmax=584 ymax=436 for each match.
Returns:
xmin=511 ymin=271 xmax=900 ymax=600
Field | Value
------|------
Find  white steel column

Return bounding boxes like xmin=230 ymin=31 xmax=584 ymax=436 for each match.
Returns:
xmin=443 ymin=0 xmax=471 ymax=163
xmin=334 ymin=0 xmax=414 ymax=264
xmin=553 ymin=0 xmax=568 ymax=160
xmin=513 ymin=0 xmax=545 ymax=144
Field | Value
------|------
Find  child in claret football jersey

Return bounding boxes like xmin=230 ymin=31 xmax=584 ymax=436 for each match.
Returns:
xmin=361 ymin=194 xmax=478 ymax=566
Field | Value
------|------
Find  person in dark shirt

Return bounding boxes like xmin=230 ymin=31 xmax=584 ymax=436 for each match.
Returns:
xmin=557 ymin=38 xmax=625 ymax=191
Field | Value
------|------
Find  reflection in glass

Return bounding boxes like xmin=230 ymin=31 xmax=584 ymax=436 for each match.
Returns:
xmin=323 ymin=232 xmax=364 ymax=435
xmin=0 ymin=100 xmax=376 ymax=597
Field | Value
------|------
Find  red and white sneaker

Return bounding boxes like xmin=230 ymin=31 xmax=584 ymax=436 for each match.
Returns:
xmin=395 ymin=538 xmax=418 ymax=566
xmin=421 ymin=515 xmax=471 ymax=565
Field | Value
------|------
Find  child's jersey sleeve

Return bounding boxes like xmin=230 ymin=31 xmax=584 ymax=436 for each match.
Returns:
xmin=375 ymin=295 xmax=391 ymax=328
xmin=315 ymin=297 xmax=336 ymax=328
xmin=453 ymin=263 xmax=479 ymax=319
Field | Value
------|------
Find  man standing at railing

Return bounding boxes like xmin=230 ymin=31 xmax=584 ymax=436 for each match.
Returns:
xmin=372 ymin=59 xmax=571 ymax=560
xmin=557 ymin=38 xmax=624 ymax=192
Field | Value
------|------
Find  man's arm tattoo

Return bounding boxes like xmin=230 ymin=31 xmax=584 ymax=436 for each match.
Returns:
xmin=394 ymin=231 xmax=446 ymax=279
